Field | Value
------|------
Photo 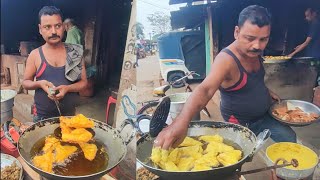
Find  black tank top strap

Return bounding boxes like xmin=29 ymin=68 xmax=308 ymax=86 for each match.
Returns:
xmin=36 ymin=47 xmax=47 ymax=76
xmin=221 ymin=48 xmax=246 ymax=73
xmin=38 ymin=46 xmax=46 ymax=63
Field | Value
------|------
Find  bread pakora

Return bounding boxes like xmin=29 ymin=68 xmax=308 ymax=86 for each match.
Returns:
xmin=150 ymin=135 xmax=242 ymax=171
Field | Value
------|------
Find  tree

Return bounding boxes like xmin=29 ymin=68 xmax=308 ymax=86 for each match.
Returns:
xmin=135 ymin=22 xmax=145 ymax=39
xmin=147 ymin=11 xmax=171 ymax=35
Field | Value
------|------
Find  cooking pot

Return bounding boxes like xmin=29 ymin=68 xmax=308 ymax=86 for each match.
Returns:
xmin=136 ymin=121 xmax=270 ymax=180
xmin=4 ymin=117 xmax=135 ymax=180
xmin=1 ymin=90 xmax=17 ymax=124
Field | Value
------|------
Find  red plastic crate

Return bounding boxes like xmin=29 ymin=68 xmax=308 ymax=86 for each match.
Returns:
xmin=1 ymin=127 xmax=20 ymax=157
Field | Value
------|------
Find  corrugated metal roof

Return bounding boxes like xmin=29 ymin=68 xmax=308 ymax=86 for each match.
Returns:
xmin=170 ymin=4 xmax=207 ymax=29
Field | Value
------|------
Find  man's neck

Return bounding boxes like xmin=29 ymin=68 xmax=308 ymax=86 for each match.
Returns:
xmin=44 ymin=42 xmax=64 ymax=50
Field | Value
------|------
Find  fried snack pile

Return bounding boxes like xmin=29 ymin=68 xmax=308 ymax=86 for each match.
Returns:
xmin=272 ymin=102 xmax=319 ymax=123
xmin=150 ymin=135 xmax=242 ymax=172
xmin=264 ymin=56 xmax=291 ymax=60
xmin=32 ymin=114 xmax=98 ymax=173
xmin=1 ymin=162 xmax=21 ymax=180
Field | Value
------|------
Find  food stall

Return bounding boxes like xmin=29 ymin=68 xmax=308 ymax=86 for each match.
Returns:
xmin=135 ymin=98 xmax=319 ymax=180
xmin=134 ymin=0 xmax=320 ymax=179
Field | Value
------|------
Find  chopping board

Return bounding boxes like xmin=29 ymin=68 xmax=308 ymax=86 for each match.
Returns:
xmin=17 ymin=156 xmax=116 ymax=180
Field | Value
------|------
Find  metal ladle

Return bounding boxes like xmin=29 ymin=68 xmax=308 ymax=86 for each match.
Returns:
xmin=48 ymin=87 xmax=62 ymax=116
xmin=238 ymin=158 xmax=299 ymax=175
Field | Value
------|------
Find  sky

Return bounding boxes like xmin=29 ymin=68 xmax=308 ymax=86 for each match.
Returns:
xmin=137 ymin=0 xmax=180 ymax=38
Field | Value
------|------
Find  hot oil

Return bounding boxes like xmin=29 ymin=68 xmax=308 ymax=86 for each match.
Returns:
xmin=30 ymin=135 xmax=109 ymax=176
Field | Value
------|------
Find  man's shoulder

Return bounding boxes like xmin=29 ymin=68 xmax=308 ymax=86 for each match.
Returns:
xmin=29 ymin=46 xmax=42 ymax=57
xmin=65 ymin=43 xmax=82 ymax=49
xmin=64 ymin=43 xmax=84 ymax=56
xmin=215 ymin=50 xmax=235 ymax=64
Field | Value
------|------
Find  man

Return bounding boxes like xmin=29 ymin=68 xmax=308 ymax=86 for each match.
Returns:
xmin=155 ymin=5 xmax=297 ymax=150
xmin=64 ymin=18 xmax=84 ymax=47
xmin=22 ymin=6 xmax=87 ymax=122
xmin=288 ymin=8 xmax=320 ymax=58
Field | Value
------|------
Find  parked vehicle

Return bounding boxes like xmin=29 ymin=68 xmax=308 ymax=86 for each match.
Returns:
xmin=158 ymin=30 xmax=206 ymax=88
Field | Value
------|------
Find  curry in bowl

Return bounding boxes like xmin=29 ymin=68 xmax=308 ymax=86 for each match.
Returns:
xmin=266 ymin=142 xmax=318 ymax=170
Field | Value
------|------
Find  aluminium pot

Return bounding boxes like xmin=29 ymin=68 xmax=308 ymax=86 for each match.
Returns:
xmin=1 ymin=90 xmax=17 ymax=124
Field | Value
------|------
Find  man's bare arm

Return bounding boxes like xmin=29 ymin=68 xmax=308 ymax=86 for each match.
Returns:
xmin=155 ymin=52 xmax=234 ymax=149
xmin=288 ymin=37 xmax=312 ymax=57
xmin=174 ymin=53 xmax=232 ymax=126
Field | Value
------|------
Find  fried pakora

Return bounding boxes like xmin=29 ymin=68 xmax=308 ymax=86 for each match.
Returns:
xmin=272 ymin=102 xmax=319 ymax=123
xmin=62 ymin=128 xmax=93 ymax=143
xmin=150 ymin=135 xmax=243 ymax=172
xmin=198 ymin=135 xmax=223 ymax=143
xmin=33 ymin=151 xmax=55 ymax=173
xmin=178 ymin=137 xmax=202 ymax=147
xmin=177 ymin=157 xmax=195 ymax=171
xmin=194 ymin=152 xmax=220 ymax=168
xmin=79 ymin=143 xmax=98 ymax=161
xmin=204 ymin=141 xmax=234 ymax=154
xmin=32 ymin=114 xmax=103 ymax=174
xmin=217 ymin=150 xmax=242 ymax=166
xmin=60 ymin=114 xmax=94 ymax=128
xmin=42 ymin=136 xmax=60 ymax=153
xmin=54 ymin=143 xmax=78 ymax=163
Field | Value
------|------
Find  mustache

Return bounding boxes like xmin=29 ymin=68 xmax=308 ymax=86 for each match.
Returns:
xmin=248 ymin=49 xmax=262 ymax=53
xmin=49 ymin=34 xmax=60 ymax=39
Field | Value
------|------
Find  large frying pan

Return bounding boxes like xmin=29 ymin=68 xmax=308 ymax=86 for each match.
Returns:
xmin=136 ymin=121 xmax=270 ymax=180
xmin=4 ymin=117 xmax=135 ymax=180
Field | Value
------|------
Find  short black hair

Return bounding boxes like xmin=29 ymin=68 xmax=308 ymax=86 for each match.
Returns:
xmin=238 ymin=5 xmax=271 ymax=28
xmin=38 ymin=6 xmax=63 ymax=24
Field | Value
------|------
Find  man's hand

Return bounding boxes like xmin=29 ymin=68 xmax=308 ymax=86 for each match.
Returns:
xmin=39 ymin=80 xmax=55 ymax=100
xmin=153 ymin=119 xmax=189 ymax=150
xmin=269 ymin=90 xmax=281 ymax=103
xmin=54 ymin=85 xmax=69 ymax=100
xmin=287 ymin=52 xmax=295 ymax=58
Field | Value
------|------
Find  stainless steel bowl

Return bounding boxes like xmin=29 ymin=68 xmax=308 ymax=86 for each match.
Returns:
xmin=1 ymin=153 xmax=23 ymax=180
xmin=269 ymin=100 xmax=320 ymax=127
xmin=1 ymin=90 xmax=17 ymax=124
xmin=265 ymin=143 xmax=319 ymax=180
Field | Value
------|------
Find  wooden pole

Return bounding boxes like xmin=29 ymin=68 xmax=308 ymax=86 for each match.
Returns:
xmin=205 ymin=18 xmax=211 ymax=75
xmin=207 ymin=0 xmax=214 ymax=63
xmin=112 ymin=0 xmax=137 ymax=178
